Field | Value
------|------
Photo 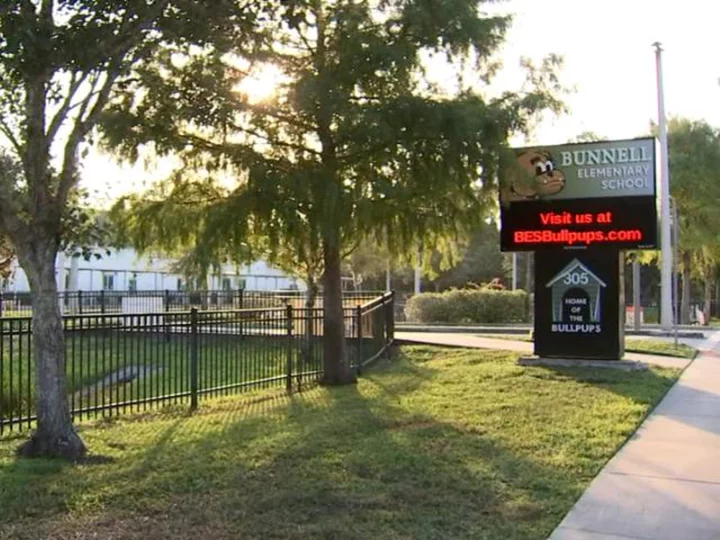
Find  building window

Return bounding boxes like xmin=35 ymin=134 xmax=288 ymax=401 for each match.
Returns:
xmin=221 ymin=277 xmax=232 ymax=290
xmin=237 ymin=278 xmax=246 ymax=289
xmin=177 ymin=278 xmax=184 ymax=291
xmin=102 ymin=273 xmax=115 ymax=291
xmin=128 ymin=274 xmax=138 ymax=292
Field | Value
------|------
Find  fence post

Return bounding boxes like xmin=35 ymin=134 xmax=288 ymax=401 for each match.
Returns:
xmin=356 ymin=304 xmax=363 ymax=374
xmin=164 ymin=289 xmax=170 ymax=311
xmin=388 ymin=291 xmax=395 ymax=343
xmin=0 ymin=291 xmax=3 ymax=318
xmin=78 ymin=289 xmax=83 ymax=315
xmin=100 ymin=289 xmax=106 ymax=315
xmin=190 ymin=308 xmax=199 ymax=411
xmin=286 ymin=304 xmax=293 ymax=393
xmin=239 ymin=288 xmax=245 ymax=337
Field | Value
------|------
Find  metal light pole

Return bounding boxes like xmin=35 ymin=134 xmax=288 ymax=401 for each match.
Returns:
xmin=654 ymin=42 xmax=674 ymax=330
xmin=413 ymin=245 xmax=422 ymax=294
xmin=632 ymin=257 xmax=641 ymax=331
xmin=671 ymin=197 xmax=679 ymax=347
xmin=512 ymin=252 xmax=518 ymax=290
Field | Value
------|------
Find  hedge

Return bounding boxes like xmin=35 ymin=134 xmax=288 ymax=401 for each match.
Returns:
xmin=405 ymin=289 xmax=530 ymax=324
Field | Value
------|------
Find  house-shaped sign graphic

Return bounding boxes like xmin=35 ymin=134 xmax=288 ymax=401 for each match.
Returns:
xmin=546 ymin=259 xmax=607 ymax=323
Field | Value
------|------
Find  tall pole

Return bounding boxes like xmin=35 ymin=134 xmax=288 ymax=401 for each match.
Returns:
xmin=56 ymin=250 xmax=65 ymax=315
xmin=672 ymin=198 xmax=679 ymax=346
xmin=413 ymin=245 xmax=422 ymax=294
xmin=512 ymin=253 xmax=518 ymax=290
xmin=384 ymin=228 xmax=392 ymax=292
xmin=654 ymin=42 xmax=673 ymax=330
xmin=633 ymin=258 xmax=641 ymax=331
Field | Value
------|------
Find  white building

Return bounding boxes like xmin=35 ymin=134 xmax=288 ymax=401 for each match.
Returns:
xmin=2 ymin=248 xmax=304 ymax=293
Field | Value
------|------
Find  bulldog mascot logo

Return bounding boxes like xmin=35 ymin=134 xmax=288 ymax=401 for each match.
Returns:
xmin=501 ymin=149 xmax=566 ymax=205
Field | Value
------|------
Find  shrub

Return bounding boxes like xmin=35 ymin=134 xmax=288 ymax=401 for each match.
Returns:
xmin=405 ymin=289 xmax=529 ymax=324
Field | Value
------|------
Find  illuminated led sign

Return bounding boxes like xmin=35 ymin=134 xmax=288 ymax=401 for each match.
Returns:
xmin=499 ymin=138 xmax=658 ymax=252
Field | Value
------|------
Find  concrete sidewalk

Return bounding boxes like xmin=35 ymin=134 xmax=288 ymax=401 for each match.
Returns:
xmin=550 ymin=331 xmax=720 ymax=540
xmin=395 ymin=332 xmax=692 ymax=369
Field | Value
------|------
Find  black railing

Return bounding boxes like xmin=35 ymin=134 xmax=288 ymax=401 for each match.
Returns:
xmin=0 ymin=289 xmax=384 ymax=317
xmin=0 ymin=292 xmax=394 ymax=435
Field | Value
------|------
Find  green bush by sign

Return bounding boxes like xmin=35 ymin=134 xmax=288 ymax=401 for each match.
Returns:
xmin=405 ymin=289 xmax=529 ymax=324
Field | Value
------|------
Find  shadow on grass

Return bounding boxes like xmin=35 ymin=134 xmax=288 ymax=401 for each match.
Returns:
xmin=0 ymin=345 xmax=681 ymax=540
xmin=523 ymin=363 xmax=680 ymax=408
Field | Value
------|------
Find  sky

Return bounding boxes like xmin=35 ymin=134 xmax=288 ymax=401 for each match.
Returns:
xmin=81 ymin=0 xmax=720 ymax=204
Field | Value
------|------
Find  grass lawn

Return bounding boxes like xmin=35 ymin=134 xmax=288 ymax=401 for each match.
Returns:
xmin=624 ymin=338 xmax=697 ymax=359
xmin=483 ymin=334 xmax=697 ymax=359
xmin=0 ymin=345 xmax=679 ymax=539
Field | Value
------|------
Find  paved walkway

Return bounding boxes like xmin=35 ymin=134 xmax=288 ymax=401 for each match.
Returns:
xmin=550 ymin=330 xmax=720 ymax=539
xmin=395 ymin=332 xmax=692 ymax=369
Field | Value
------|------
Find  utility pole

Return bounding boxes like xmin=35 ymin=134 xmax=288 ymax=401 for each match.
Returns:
xmin=672 ymin=197 xmax=679 ymax=346
xmin=633 ymin=257 xmax=641 ymax=331
xmin=413 ymin=243 xmax=422 ymax=294
xmin=653 ymin=42 xmax=673 ymax=330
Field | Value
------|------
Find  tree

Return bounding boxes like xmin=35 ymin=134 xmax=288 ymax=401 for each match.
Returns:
xmin=570 ymin=131 xmax=607 ymax=143
xmin=666 ymin=118 xmax=720 ymax=324
xmin=103 ymin=0 xmax=563 ymax=385
xmin=429 ymin=220 xmax=505 ymax=291
xmin=0 ymin=0 xmax=248 ymax=458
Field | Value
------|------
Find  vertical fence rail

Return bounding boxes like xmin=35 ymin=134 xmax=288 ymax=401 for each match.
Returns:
xmin=356 ymin=305 xmax=363 ymax=375
xmin=190 ymin=308 xmax=199 ymax=411
xmin=286 ymin=304 xmax=294 ymax=393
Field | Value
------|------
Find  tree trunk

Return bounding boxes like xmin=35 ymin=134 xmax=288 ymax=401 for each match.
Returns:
xmin=321 ymin=234 xmax=355 ymax=385
xmin=680 ymin=251 xmax=692 ymax=325
xmin=525 ymin=252 xmax=534 ymax=322
xmin=703 ymin=271 xmax=714 ymax=326
xmin=524 ymin=252 xmax=534 ymax=293
xmin=16 ymin=247 xmax=86 ymax=459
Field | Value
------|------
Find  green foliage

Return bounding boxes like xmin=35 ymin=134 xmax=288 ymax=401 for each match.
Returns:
xmin=640 ymin=118 xmax=720 ymax=320
xmin=103 ymin=0 xmax=565 ymax=282
xmin=430 ymin=220 xmax=505 ymax=290
xmin=405 ymin=288 xmax=528 ymax=323
xmin=0 ymin=345 xmax=678 ymax=539
xmin=0 ymin=1 xmax=251 ymax=246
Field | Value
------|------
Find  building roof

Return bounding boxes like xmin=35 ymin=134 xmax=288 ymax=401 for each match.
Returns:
xmin=545 ymin=259 xmax=607 ymax=288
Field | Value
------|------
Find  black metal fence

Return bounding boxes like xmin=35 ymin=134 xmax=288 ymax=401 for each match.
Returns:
xmin=0 ymin=289 xmax=384 ymax=317
xmin=0 ymin=292 xmax=394 ymax=435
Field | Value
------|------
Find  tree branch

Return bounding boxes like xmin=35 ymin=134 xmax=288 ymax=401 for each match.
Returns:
xmin=0 ymin=117 xmax=23 ymax=156
xmin=246 ymin=103 xmax=316 ymax=131
xmin=232 ymin=123 xmax=322 ymax=156
xmin=55 ymin=0 xmax=172 ymax=209
xmin=40 ymin=0 xmax=54 ymax=24
xmin=0 ymin=156 xmax=30 ymax=241
xmin=46 ymin=71 xmax=90 ymax=142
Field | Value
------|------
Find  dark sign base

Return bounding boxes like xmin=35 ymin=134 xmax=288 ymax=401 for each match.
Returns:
xmin=534 ymin=249 xmax=624 ymax=361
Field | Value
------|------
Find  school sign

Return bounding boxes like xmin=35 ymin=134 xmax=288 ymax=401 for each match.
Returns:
xmin=500 ymin=138 xmax=659 ymax=361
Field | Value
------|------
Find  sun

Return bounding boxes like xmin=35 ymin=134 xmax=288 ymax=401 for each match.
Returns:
xmin=233 ymin=63 xmax=285 ymax=104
